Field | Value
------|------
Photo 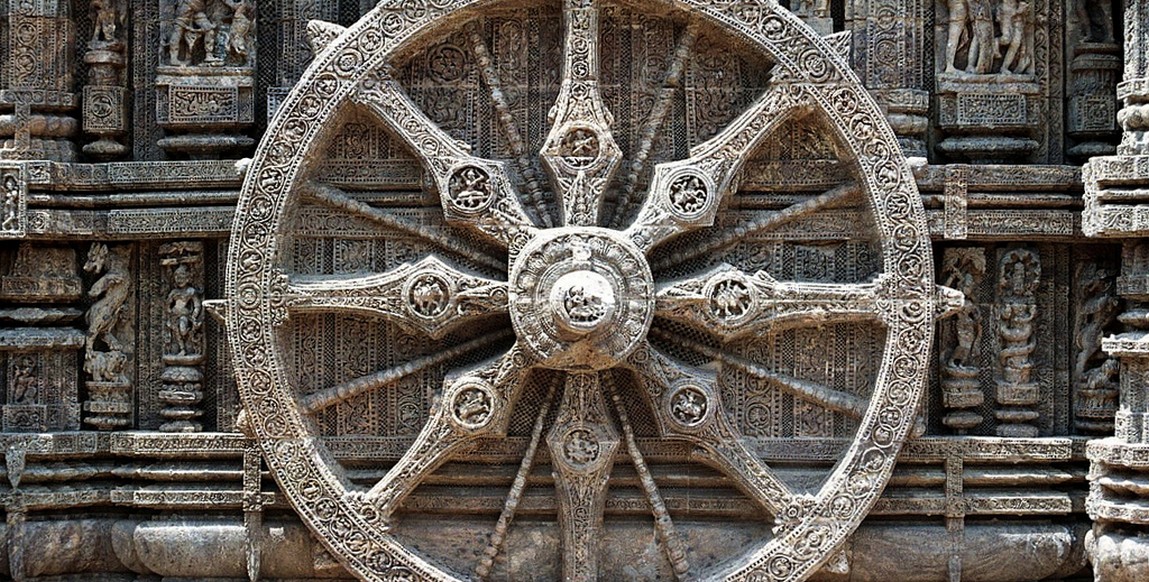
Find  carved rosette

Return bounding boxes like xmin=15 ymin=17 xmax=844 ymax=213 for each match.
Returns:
xmin=220 ymin=2 xmax=944 ymax=581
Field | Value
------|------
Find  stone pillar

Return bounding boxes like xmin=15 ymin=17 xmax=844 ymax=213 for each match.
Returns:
xmin=1066 ymin=0 xmax=1122 ymax=161
xmin=848 ymin=0 xmax=929 ymax=157
xmin=0 ymin=0 xmax=79 ymax=162
xmin=1083 ymin=2 xmax=1149 ymax=579
xmin=82 ymin=0 xmax=130 ymax=159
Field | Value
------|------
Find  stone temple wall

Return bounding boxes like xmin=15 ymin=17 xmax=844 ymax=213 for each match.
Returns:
xmin=0 ymin=0 xmax=1144 ymax=580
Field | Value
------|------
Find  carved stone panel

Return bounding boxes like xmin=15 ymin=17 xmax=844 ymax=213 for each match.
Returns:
xmin=219 ymin=2 xmax=946 ymax=580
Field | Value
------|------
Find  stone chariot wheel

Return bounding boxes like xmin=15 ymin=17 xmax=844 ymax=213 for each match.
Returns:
xmin=224 ymin=1 xmax=954 ymax=580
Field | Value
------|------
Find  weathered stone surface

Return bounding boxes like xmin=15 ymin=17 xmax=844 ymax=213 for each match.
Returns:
xmin=0 ymin=0 xmax=1142 ymax=580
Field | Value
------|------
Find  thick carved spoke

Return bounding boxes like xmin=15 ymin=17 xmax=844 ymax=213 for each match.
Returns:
xmin=365 ymin=345 xmax=533 ymax=518
xmin=625 ymin=83 xmax=815 ymax=252
xmin=654 ymin=331 xmax=869 ymax=419
xmin=650 ymin=182 xmax=862 ymax=271
xmin=546 ymin=371 xmax=620 ymax=581
xmin=656 ymin=265 xmax=889 ymax=340
xmin=352 ymin=76 xmax=538 ymax=247
xmin=284 ymin=256 xmax=508 ymax=339
xmin=476 ymin=375 xmax=560 ymax=581
xmin=624 ymin=342 xmax=793 ymax=517
xmin=301 ymin=181 xmax=506 ymax=272
xmin=540 ymin=0 xmax=623 ymax=227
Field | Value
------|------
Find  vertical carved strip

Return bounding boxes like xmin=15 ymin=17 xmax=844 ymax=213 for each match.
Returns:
xmin=546 ymin=372 xmax=619 ymax=582
xmin=939 ymin=247 xmax=986 ymax=433
xmin=994 ymin=248 xmax=1042 ymax=437
xmin=82 ymin=0 xmax=129 ymax=159
xmin=158 ymin=241 xmax=205 ymax=432
xmin=83 ymin=243 xmax=134 ymax=430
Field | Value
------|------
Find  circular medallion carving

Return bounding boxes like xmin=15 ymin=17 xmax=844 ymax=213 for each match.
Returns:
xmin=446 ymin=165 xmax=494 ymax=213
xmin=558 ymin=126 xmax=601 ymax=168
xmin=669 ymin=385 xmax=709 ymax=428
xmin=406 ymin=273 xmax=451 ymax=318
xmin=451 ymin=383 xmax=494 ymax=429
xmin=510 ymin=227 xmax=653 ymax=371
xmin=561 ymin=428 xmax=601 ymax=466
xmin=707 ymin=274 xmax=756 ymax=324
xmin=668 ymin=173 xmax=711 ymax=218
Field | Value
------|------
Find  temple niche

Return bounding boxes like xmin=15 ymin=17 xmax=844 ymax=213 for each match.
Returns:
xmin=0 ymin=0 xmax=1147 ymax=581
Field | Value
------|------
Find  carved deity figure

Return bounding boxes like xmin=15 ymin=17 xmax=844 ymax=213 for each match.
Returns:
xmin=944 ymin=0 xmax=970 ymax=73
xmin=1 ymin=176 xmax=18 ymax=232
xmin=222 ymin=0 xmax=253 ymax=64
xmin=11 ymin=355 xmax=37 ymax=404
xmin=1075 ymin=0 xmax=1115 ymax=43
xmin=1075 ymin=266 xmax=1121 ymax=381
xmin=967 ymin=0 xmax=999 ymax=74
xmin=997 ymin=250 xmax=1040 ymax=385
xmin=90 ymin=0 xmax=122 ymax=44
xmin=84 ymin=243 xmax=131 ymax=354
xmin=167 ymin=0 xmax=220 ymax=66
xmin=941 ymin=249 xmax=987 ymax=369
xmin=999 ymin=0 xmax=1034 ymax=74
xmin=166 ymin=263 xmax=203 ymax=356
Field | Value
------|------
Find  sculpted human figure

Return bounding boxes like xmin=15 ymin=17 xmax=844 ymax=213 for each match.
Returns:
xmin=999 ymin=0 xmax=1034 ymax=74
xmin=967 ymin=0 xmax=999 ymax=74
xmin=90 ymin=0 xmax=121 ymax=44
xmin=942 ymin=253 xmax=984 ymax=369
xmin=167 ymin=0 xmax=220 ymax=66
xmin=1075 ymin=0 xmax=1115 ymax=43
xmin=944 ymin=0 xmax=970 ymax=73
xmin=1 ymin=179 xmax=18 ymax=232
xmin=11 ymin=355 xmax=36 ymax=404
xmin=222 ymin=0 xmax=253 ymax=64
xmin=167 ymin=263 xmax=203 ymax=356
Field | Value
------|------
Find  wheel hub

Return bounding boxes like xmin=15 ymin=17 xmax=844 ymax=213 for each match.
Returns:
xmin=510 ymin=227 xmax=653 ymax=371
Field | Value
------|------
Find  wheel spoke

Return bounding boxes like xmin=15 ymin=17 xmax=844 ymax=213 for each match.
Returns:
xmin=649 ymin=182 xmax=862 ymax=272
xmin=610 ymin=23 xmax=699 ymax=228
xmin=364 ymin=345 xmax=533 ymax=518
xmin=467 ymin=24 xmax=554 ymax=228
xmin=655 ymin=265 xmax=889 ymax=340
xmin=625 ymin=82 xmax=814 ymax=252
xmin=654 ymin=330 xmax=869 ymax=419
xmin=285 ymin=256 xmax=508 ymax=339
xmin=352 ymin=75 xmax=538 ymax=248
xmin=299 ymin=330 xmax=512 ymax=415
xmin=545 ymin=371 xmax=620 ymax=581
xmin=624 ymin=342 xmax=793 ymax=518
xmin=605 ymin=373 xmax=690 ymax=579
xmin=540 ymin=0 xmax=623 ymax=227
xmin=476 ymin=375 xmax=560 ymax=581
xmin=301 ymin=181 xmax=506 ymax=272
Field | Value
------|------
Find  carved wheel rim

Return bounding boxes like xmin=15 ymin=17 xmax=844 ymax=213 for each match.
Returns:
xmin=225 ymin=1 xmax=939 ymax=580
